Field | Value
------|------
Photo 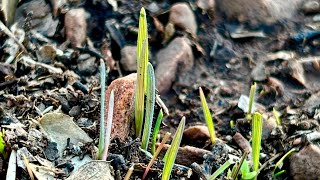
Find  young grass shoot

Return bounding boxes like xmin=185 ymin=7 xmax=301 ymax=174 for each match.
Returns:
xmin=141 ymin=63 xmax=156 ymax=150
xmin=209 ymin=159 xmax=234 ymax=180
xmin=199 ymin=87 xmax=216 ymax=144
xmin=152 ymin=109 xmax=164 ymax=154
xmin=252 ymin=112 xmax=263 ymax=179
xmin=162 ymin=117 xmax=185 ymax=180
xmin=135 ymin=7 xmax=149 ymax=138
xmin=247 ymin=83 xmax=257 ymax=120
xmin=101 ymin=90 xmax=114 ymax=160
xmin=98 ymin=60 xmax=106 ymax=159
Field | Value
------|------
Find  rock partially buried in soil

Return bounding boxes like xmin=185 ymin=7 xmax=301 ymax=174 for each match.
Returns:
xmin=155 ymin=37 xmax=194 ymax=94
xmin=159 ymin=144 xmax=212 ymax=166
xmin=215 ymin=0 xmax=301 ymax=25
xmin=66 ymin=161 xmax=114 ymax=180
xmin=290 ymin=144 xmax=320 ymax=180
xmin=65 ymin=8 xmax=87 ymax=48
xmin=183 ymin=125 xmax=210 ymax=146
xmin=120 ymin=46 xmax=137 ymax=72
xmin=104 ymin=73 xmax=136 ymax=142
xmin=169 ymin=3 xmax=197 ymax=35
xmin=302 ymin=0 xmax=320 ymax=14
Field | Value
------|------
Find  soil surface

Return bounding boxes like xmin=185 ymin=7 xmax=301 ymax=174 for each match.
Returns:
xmin=0 ymin=0 xmax=320 ymax=180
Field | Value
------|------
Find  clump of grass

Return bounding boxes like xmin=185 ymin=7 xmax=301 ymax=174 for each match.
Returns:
xmin=152 ymin=109 xmax=164 ymax=154
xmin=199 ymin=87 xmax=216 ymax=144
xmin=141 ymin=63 xmax=156 ymax=150
xmin=162 ymin=117 xmax=185 ymax=180
xmin=240 ymin=159 xmax=257 ymax=180
xmin=98 ymin=60 xmax=106 ymax=159
xmin=252 ymin=112 xmax=263 ymax=179
xmin=135 ymin=7 xmax=149 ymax=138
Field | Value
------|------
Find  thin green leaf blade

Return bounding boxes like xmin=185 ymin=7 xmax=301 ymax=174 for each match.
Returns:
xmin=141 ymin=63 xmax=156 ymax=150
xmin=199 ymin=87 xmax=216 ymax=144
xmin=152 ymin=109 xmax=163 ymax=154
xmin=137 ymin=7 xmax=148 ymax=92
xmin=162 ymin=117 xmax=186 ymax=180
xmin=252 ymin=112 xmax=263 ymax=174
xmin=209 ymin=159 xmax=233 ymax=180
xmin=98 ymin=60 xmax=106 ymax=159
xmin=102 ymin=90 xmax=114 ymax=160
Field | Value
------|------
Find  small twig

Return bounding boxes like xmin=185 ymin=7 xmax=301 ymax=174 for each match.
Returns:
xmin=20 ymin=56 xmax=63 ymax=74
xmin=124 ymin=163 xmax=134 ymax=180
xmin=258 ymin=153 xmax=281 ymax=173
xmin=0 ymin=20 xmax=28 ymax=53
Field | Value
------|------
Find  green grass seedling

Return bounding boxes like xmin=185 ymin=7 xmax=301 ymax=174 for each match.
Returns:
xmin=101 ymin=90 xmax=114 ymax=160
xmin=273 ymin=148 xmax=296 ymax=175
xmin=252 ymin=112 xmax=263 ymax=179
xmin=141 ymin=63 xmax=156 ymax=150
xmin=199 ymin=87 xmax=216 ymax=144
xmin=98 ymin=60 xmax=106 ymax=160
xmin=247 ymin=83 xmax=257 ymax=120
xmin=162 ymin=117 xmax=185 ymax=180
xmin=152 ymin=109 xmax=164 ymax=154
xmin=135 ymin=7 xmax=149 ymax=138
xmin=209 ymin=159 xmax=234 ymax=180
xmin=240 ymin=159 xmax=257 ymax=180
xmin=273 ymin=107 xmax=281 ymax=126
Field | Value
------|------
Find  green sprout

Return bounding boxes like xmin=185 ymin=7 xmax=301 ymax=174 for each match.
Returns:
xmin=162 ymin=117 xmax=185 ymax=180
xmin=141 ymin=63 xmax=156 ymax=150
xmin=231 ymin=151 xmax=249 ymax=179
xmin=0 ymin=131 xmax=7 ymax=159
xmin=240 ymin=159 xmax=257 ymax=180
xmin=272 ymin=107 xmax=281 ymax=126
xmin=209 ymin=159 xmax=234 ymax=180
xmin=98 ymin=60 xmax=106 ymax=159
xmin=101 ymin=90 xmax=114 ymax=160
xmin=199 ymin=87 xmax=216 ymax=144
xmin=273 ymin=148 xmax=296 ymax=175
xmin=252 ymin=112 xmax=263 ymax=179
xmin=247 ymin=83 xmax=257 ymax=120
xmin=135 ymin=7 xmax=149 ymax=138
xmin=152 ymin=109 xmax=164 ymax=154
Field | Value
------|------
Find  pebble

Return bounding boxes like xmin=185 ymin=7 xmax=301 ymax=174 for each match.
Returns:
xmin=183 ymin=125 xmax=210 ymax=146
xmin=302 ymin=1 xmax=320 ymax=14
xmin=77 ymin=57 xmax=97 ymax=75
xmin=65 ymin=8 xmax=87 ymax=48
xmin=290 ymin=144 xmax=320 ymax=179
xmin=120 ymin=46 xmax=137 ymax=71
xmin=69 ymin=105 xmax=81 ymax=117
xmin=104 ymin=73 xmax=136 ymax=142
xmin=155 ymin=37 xmax=194 ymax=94
xmin=169 ymin=3 xmax=197 ymax=35
xmin=197 ymin=0 xmax=215 ymax=11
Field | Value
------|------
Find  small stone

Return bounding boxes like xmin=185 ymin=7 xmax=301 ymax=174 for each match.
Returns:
xmin=69 ymin=105 xmax=81 ymax=117
xmin=169 ymin=3 xmax=197 ymax=35
xmin=65 ymin=8 xmax=87 ymax=48
xmin=120 ymin=46 xmax=137 ymax=71
xmin=233 ymin=132 xmax=252 ymax=153
xmin=36 ymin=45 xmax=57 ymax=64
xmin=104 ymin=73 xmax=136 ymax=142
xmin=302 ymin=1 xmax=320 ymax=14
xmin=290 ymin=144 xmax=320 ymax=180
xmin=197 ymin=0 xmax=215 ymax=11
xmin=183 ymin=125 xmax=210 ymax=146
xmin=77 ymin=57 xmax=97 ymax=75
xmin=155 ymin=37 xmax=194 ymax=94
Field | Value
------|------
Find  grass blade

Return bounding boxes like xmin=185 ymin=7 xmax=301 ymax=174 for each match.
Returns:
xmin=143 ymin=132 xmax=171 ymax=180
xmin=273 ymin=107 xmax=281 ymax=126
xmin=98 ymin=59 xmax=106 ymax=159
xmin=141 ymin=63 xmax=156 ymax=150
xmin=152 ymin=109 xmax=163 ymax=154
xmin=252 ymin=112 xmax=263 ymax=177
xmin=162 ymin=117 xmax=185 ymax=180
xmin=209 ymin=159 xmax=234 ymax=180
xmin=273 ymin=148 xmax=296 ymax=174
xmin=102 ymin=90 xmax=114 ymax=160
xmin=124 ymin=164 xmax=134 ymax=180
xmin=248 ymin=83 xmax=257 ymax=118
xmin=199 ymin=87 xmax=216 ymax=144
xmin=137 ymin=7 xmax=149 ymax=92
